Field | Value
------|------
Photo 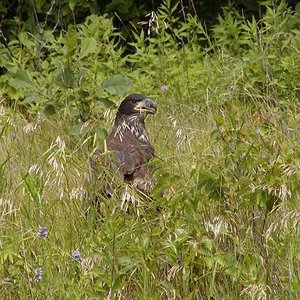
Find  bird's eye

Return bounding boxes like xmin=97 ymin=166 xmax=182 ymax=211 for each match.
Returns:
xmin=132 ymin=99 xmax=138 ymax=104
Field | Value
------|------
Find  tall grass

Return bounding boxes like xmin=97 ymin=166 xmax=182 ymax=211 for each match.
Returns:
xmin=1 ymin=0 xmax=300 ymax=299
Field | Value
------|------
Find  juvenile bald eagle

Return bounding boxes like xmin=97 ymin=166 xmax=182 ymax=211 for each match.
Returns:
xmin=104 ymin=94 xmax=157 ymax=194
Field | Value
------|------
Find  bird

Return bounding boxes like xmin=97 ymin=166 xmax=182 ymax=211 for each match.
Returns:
xmin=91 ymin=94 xmax=157 ymax=197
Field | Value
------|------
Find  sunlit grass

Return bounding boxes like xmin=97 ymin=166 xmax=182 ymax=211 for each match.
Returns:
xmin=2 ymin=1 xmax=300 ymax=298
xmin=2 ymin=88 xmax=300 ymax=298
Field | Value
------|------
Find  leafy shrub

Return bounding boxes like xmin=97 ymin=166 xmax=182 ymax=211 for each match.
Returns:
xmin=212 ymin=1 xmax=300 ymax=103
xmin=0 ymin=14 xmax=131 ymax=121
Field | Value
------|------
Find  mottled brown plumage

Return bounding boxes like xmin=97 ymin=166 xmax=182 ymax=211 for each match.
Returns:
xmin=106 ymin=94 xmax=157 ymax=193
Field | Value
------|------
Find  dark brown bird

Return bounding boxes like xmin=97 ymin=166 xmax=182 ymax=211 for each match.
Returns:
xmin=106 ymin=93 xmax=157 ymax=194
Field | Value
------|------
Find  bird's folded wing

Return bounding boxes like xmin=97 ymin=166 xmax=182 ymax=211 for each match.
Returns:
xmin=114 ymin=145 xmax=154 ymax=175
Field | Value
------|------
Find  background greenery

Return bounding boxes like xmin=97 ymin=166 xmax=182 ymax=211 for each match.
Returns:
xmin=1 ymin=0 xmax=300 ymax=299
xmin=0 ymin=0 xmax=276 ymax=36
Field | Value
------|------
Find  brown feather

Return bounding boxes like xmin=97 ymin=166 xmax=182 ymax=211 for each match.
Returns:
xmin=105 ymin=94 xmax=157 ymax=193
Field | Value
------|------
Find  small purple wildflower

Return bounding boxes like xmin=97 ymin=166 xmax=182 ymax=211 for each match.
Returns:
xmin=71 ymin=250 xmax=82 ymax=262
xmin=34 ymin=267 xmax=43 ymax=282
xmin=160 ymin=85 xmax=168 ymax=92
xmin=228 ymin=85 xmax=237 ymax=91
xmin=11 ymin=166 xmax=17 ymax=173
xmin=37 ymin=226 xmax=48 ymax=239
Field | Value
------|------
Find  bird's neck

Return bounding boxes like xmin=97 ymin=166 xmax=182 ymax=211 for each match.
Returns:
xmin=114 ymin=113 xmax=149 ymax=143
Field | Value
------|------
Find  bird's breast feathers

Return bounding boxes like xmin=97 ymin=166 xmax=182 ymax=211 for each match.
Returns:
xmin=113 ymin=118 xmax=149 ymax=144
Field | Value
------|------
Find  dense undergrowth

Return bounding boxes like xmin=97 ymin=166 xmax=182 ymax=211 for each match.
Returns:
xmin=1 ymin=0 xmax=300 ymax=299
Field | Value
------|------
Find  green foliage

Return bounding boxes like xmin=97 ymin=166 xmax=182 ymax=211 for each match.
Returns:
xmin=211 ymin=1 xmax=300 ymax=103
xmin=1 ymin=1 xmax=300 ymax=299
xmin=0 ymin=14 xmax=129 ymax=121
xmin=103 ymin=74 xmax=132 ymax=96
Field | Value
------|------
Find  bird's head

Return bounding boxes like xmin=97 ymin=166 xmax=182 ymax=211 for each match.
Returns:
xmin=117 ymin=94 xmax=157 ymax=117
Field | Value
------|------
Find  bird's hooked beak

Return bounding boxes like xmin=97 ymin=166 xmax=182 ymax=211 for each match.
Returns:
xmin=134 ymin=98 xmax=157 ymax=114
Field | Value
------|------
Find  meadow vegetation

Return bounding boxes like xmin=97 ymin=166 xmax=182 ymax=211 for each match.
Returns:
xmin=1 ymin=0 xmax=300 ymax=298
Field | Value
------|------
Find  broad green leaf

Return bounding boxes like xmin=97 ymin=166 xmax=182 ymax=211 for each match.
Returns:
xmin=43 ymin=104 xmax=56 ymax=116
xmin=95 ymin=127 xmax=108 ymax=139
xmin=9 ymin=69 xmax=35 ymax=90
xmin=18 ymin=32 xmax=35 ymax=50
xmin=69 ymin=0 xmax=77 ymax=11
xmin=80 ymin=37 xmax=98 ymax=58
xmin=23 ymin=91 xmax=40 ymax=104
xmin=70 ymin=123 xmax=84 ymax=135
xmin=103 ymin=74 xmax=132 ymax=96
xmin=95 ymin=97 xmax=115 ymax=108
